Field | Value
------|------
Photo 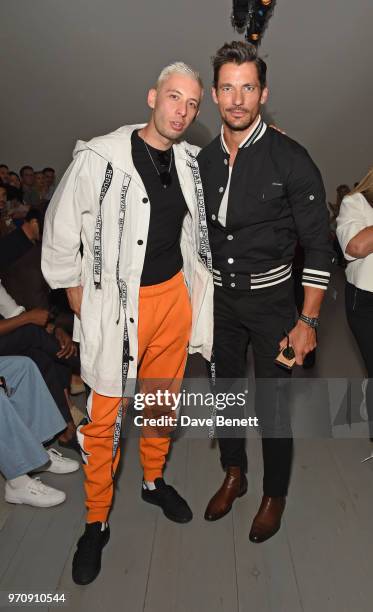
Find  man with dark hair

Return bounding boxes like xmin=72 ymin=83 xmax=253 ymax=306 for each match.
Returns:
xmin=19 ymin=165 xmax=34 ymax=180
xmin=0 ymin=207 xmax=80 ymax=437
xmin=42 ymin=166 xmax=55 ymax=174
xmin=0 ymin=208 xmax=72 ymax=335
xmin=0 ymin=165 xmax=20 ymax=202
xmin=42 ymin=167 xmax=56 ymax=199
xmin=0 ymin=164 xmax=9 ymax=185
xmin=0 ymin=208 xmax=43 ymax=274
xmin=0 ymin=185 xmax=16 ymax=237
xmin=212 ymin=40 xmax=267 ymax=90
xmin=8 ymin=171 xmax=23 ymax=204
xmin=198 ymin=41 xmax=332 ymax=542
xmin=20 ymin=165 xmax=39 ymax=207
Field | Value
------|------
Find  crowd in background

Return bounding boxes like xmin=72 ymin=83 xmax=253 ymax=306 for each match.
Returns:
xmin=0 ymin=162 xmax=84 ymax=509
xmin=0 ymin=164 xmax=56 ymax=237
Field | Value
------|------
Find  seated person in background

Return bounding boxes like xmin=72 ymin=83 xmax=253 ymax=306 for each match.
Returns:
xmin=0 ymin=208 xmax=74 ymax=332
xmin=43 ymin=167 xmax=56 ymax=200
xmin=8 ymin=172 xmax=29 ymax=220
xmin=0 ymin=166 xmax=29 ymax=221
xmin=0 ymin=164 xmax=9 ymax=186
xmin=0 ymin=185 xmax=16 ymax=237
xmin=1 ymin=356 xmax=78 ymax=507
xmin=20 ymin=166 xmax=39 ymax=207
xmin=0 ymin=280 xmax=80 ymax=451
xmin=0 ymin=164 xmax=19 ymax=202
xmin=337 ymin=168 xmax=373 ymax=439
xmin=34 ymin=171 xmax=49 ymax=211
xmin=8 ymin=171 xmax=22 ymax=193
xmin=0 ymin=208 xmax=49 ymax=308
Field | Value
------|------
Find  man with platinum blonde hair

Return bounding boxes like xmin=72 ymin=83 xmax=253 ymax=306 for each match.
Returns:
xmin=156 ymin=61 xmax=204 ymax=91
xmin=42 ymin=61 xmax=214 ymax=584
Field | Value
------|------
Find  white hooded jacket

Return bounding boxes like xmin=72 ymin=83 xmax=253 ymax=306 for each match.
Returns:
xmin=42 ymin=124 xmax=213 ymax=396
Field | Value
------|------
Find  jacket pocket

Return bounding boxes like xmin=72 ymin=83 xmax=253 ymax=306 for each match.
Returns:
xmin=79 ymin=283 xmax=102 ymax=367
xmin=260 ymin=183 xmax=285 ymax=201
xmin=245 ymin=184 xmax=285 ymax=225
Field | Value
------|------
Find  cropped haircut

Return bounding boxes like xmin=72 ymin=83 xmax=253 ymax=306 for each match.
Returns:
xmin=156 ymin=61 xmax=203 ymax=92
xmin=20 ymin=165 xmax=34 ymax=176
xmin=212 ymin=41 xmax=267 ymax=90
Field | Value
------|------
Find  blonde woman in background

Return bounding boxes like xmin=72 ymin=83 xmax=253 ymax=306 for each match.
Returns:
xmin=337 ymin=167 xmax=373 ymax=438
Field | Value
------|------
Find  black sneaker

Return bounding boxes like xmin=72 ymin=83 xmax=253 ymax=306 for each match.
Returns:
xmin=72 ymin=522 xmax=110 ymax=585
xmin=141 ymin=478 xmax=193 ymax=523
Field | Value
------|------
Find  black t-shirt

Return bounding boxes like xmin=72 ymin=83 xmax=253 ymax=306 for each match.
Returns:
xmin=131 ymin=130 xmax=188 ymax=286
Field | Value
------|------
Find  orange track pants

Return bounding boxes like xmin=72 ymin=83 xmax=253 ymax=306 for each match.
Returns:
xmin=78 ymin=271 xmax=192 ymax=523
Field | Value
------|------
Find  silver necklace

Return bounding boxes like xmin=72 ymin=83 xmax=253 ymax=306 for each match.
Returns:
xmin=143 ymin=141 xmax=173 ymax=188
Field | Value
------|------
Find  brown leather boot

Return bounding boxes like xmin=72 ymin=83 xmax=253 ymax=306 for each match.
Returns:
xmin=204 ymin=467 xmax=248 ymax=521
xmin=249 ymin=495 xmax=286 ymax=543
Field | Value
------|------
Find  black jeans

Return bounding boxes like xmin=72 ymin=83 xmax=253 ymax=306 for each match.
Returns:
xmin=211 ymin=278 xmax=295 ymax=497
xmin=345 ymin=282 xmax=373 ymax=437
xmin=0 ymin=324 xmax=79 ymax=423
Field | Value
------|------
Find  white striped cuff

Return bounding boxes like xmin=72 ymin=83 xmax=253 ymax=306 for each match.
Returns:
xmin=302 ymin=268 xmax=330 ymax=290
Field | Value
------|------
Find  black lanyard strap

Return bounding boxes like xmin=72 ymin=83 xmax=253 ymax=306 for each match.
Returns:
xmin=93 ymin=163 xmax=113 ymax=289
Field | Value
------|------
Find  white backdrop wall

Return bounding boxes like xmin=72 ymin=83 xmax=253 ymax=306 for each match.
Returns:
xmin=1 ymin=0 xmax=372 ymax=199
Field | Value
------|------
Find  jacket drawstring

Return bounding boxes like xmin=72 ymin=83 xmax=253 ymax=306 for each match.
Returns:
xmin=186 ymin=150 xmax=217 ymax=439
xmin=92 ymin=166 xmax=132 ymax=477
xmin=93 ymin=163 xmax=113 ymax=289
xmin=185 ymin=150 xmax=213 ymax=274
xmin=111 ymin=173 xmax=132 ymax=476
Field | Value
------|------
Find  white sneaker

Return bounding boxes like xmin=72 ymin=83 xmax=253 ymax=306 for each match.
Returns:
xmin=5 ymin=477 xmax=66 ymax=507
xmin=43 ymin=448 xmax=80 ymax=474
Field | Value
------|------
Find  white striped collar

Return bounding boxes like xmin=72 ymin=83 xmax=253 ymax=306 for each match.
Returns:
xmin=220 ymin=115 xmax=267 ymax=154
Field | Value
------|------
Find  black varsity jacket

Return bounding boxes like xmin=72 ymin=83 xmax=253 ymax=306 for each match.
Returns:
xmin=197 ymin=126 xmax=333 ymax=290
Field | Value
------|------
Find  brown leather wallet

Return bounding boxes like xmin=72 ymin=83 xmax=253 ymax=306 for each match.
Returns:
xmin=275 ymin=347 xmax=296 ymax=370
xmin=275 ymin=333 xmax=296 ymax=370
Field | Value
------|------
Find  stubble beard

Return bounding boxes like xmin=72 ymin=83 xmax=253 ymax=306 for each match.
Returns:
xmin=222 ymin=107 xmax=260 ymax=132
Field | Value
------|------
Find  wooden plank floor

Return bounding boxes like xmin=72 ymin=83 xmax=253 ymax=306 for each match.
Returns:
xmin=1 ymin=267 xmax=373 ymax=611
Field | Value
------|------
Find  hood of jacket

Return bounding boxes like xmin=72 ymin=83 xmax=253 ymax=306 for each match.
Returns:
xmin=73 ymin=124 xmax=199 ymax=174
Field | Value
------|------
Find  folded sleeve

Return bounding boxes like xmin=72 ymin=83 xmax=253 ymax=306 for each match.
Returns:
xmin=336 ymin=194 xmax=367 ymax=261
xmin=286 ymin=147 xmax=333 ymax=290
xmin=42 ymin=150 xmax=90 ymax=288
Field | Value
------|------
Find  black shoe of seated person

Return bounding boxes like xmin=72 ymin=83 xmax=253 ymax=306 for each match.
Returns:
xmin=141 ymin=478 xmax=193 ymax=523
xmin=58 ymin=434 xmax=81 ymax=456
xmin=72 ymin=522 xmax=110 ymax=585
